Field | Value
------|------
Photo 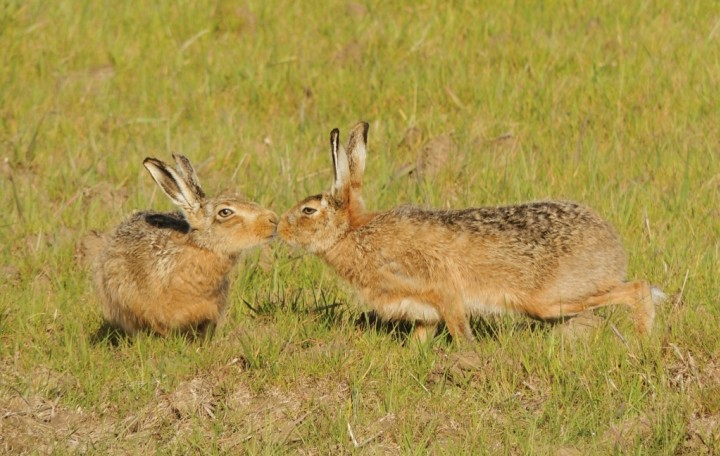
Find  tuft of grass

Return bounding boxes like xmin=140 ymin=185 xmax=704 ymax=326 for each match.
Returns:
xmin=1 ymin=0 xmax=719 ymax=453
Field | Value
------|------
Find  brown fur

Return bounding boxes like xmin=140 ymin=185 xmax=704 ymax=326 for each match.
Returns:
xmin=92 ymin=155 xmax=277 ymax=336
xmin=278 ymin=122 xmax=661 ymax=342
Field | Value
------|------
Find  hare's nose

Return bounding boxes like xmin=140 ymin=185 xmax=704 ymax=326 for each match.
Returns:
xmin=266 ymin=213 xmax=279 ymax=225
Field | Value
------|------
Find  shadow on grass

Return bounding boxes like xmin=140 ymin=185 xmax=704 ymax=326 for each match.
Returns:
xmin=473 ymin=315 xmax=569 ymax=338
xmin=354 ymin=311 xmax=414 ymax=343
xmin=89 ymin=322 xmax=129 ymax=347
xmin=89 ymin=321 xmax=217 ymax=347
xmin=353 ymin=311 xmax=555 ymax=344
xmin=353 ymin=311 xmax=502 ymax=344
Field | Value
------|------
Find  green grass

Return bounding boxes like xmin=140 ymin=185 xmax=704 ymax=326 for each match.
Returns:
xmin=1 ymin=0 xmax=719 ymax=453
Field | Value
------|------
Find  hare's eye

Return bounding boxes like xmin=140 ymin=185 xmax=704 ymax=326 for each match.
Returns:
xmin=218 ymin=208 xmax=234 ymax=217
xmin=302 ymin=207 xmax=317 ymax=215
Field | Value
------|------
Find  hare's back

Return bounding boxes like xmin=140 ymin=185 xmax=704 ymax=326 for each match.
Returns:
xmin=379 ymin=201 xmax=624 ymax=270
xmin=394 ymin=201 xmax=613 ymax=243
xmin=100 ymin=211 xmax=191 ymax=272
xmin=111 ymin=211 xmax=189 ymax=245
xmin=376 ymin=201 xmax=626 ymax=301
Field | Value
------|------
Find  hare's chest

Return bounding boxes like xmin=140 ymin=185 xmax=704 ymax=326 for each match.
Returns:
xmin=462 ymin=289 xmax=520 ymax=316
xmin=378 ymin=299 xmax=441 ymax=323
xmin=358 ymin=289 xmax=441 ymax=323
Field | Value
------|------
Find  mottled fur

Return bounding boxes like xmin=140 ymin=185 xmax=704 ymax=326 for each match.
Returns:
xmin=279 ymin=122 xmax=661 ymax=342
xmin=92 ymin=155 xmax=278 ymax=336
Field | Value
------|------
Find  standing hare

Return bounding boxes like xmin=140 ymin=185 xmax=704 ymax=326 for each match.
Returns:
xmin=92 ymin=154 xmax=278 ymax=336
xmin=278 ymin=122 xmax=663 ymax=342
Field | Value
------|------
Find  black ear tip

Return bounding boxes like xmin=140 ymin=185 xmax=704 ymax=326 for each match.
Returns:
xmin=360 ymin=121 xmax=369 ymax=139
xmin=172 ymin=154 xmax=195 ymax=171
xmin=330 ymin=128 xmax=340 ymax=144
xmin=143 ymin=157 xmax=162 ymax=167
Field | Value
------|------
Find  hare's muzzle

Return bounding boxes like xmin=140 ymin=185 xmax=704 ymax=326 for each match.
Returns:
xmin=276 ymin=214 xmax=291 ymax=241
xmin=260 ymin=211 xmax=279 ymax=238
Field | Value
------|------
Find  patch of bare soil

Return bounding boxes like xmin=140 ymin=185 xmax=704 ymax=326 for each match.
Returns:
xmin=345 ymin=1 xmax=368 ymax=19
xmin=1 ymin=265 xmax=21 ymax=289
xmin=75 ymin=231 xmax=106 ymax=269
xmin=0 ymin=365 xmax=102 ymax=454
xmin=552 ymin=311 xmax=604 ymax=341
xmin=682 ymin=412 xmax=720 ymax=454
xmin=0 ymin=394 xmax=103 ymax=454
xmin=332 ymin=40 xmax=364 ymax=66
xmin=416 ymin=134 xmax=456 ymax=179
xmin=429 ymin=348 xmax=526 ymax=385
xmin=479 ymin=132 xmax=520 ymax=159
xmin=397 ymin=126 xmax=424 ymax=152
xmin=219 ymin=376 xmax=350 ymax=449
xmin=599 ymin=411 xmax=719 ymax=454
xmin=81 ymin=182 xmax=128 ymax=213
xmin=600 ymin=414 xmax=654 ymax=450
xmin=16 ymin=227 xmax=75 ymax=258
xmin=0 ymin=368 xmax=355 ymax=453
xmin=56 ymin=65 xmax=116 ymax=99
xmin=664 ymin=344 xmax=720 ymax=391
xmin=394 ymin=129 xmax=458 ymax=180
xmin=214 ymin=2 xmax=257 ymax=35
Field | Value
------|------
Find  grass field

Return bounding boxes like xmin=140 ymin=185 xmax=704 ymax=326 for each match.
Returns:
xmin=1 ymin=0 xmax=719 ymax=453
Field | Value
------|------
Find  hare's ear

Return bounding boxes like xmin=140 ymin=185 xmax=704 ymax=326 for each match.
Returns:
xmin=346 ymin=121 xmax=368 ymax=193
xmin=330 ymin=128 xmax=350 ymax=200
xmin=143 ymin=157 xmax=202 ymax=214
xmin=172 ymin=154 xmax=206 ymax=199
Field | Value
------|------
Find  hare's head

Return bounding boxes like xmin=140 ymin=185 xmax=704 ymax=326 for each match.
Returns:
xmin=278 ymin=122 xmax=369 ymax=254
xmin=143 ymin=154 xmax=278 ymax=256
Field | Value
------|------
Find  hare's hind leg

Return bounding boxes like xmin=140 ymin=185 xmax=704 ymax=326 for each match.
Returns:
xmin=533 ymin=281 xmax=655 ymax=334
xmin=582 ymin=281 xmax=655 ymax=334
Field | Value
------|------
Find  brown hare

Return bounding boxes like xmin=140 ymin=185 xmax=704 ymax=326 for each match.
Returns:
xmin=92 ymin=154 xmax=278 ymax=336
xmin=278 ymin=122 xmax=663 ymax=342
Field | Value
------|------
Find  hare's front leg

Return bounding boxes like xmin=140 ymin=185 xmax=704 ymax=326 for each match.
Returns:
xmin=411 ymin=322 xmax=438 ymax=343
xmin=435 ymin=295 xmax=474 ymax=343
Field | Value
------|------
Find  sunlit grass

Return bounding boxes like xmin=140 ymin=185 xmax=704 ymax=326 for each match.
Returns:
xmin=1 ymin=0 xmax=718 ymax=453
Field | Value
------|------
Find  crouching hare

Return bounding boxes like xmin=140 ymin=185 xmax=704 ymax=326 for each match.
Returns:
xmin=92 ymin=154 xmax=278 ymax=336
xmin=278 ymin=122 xmax=663 ymax=342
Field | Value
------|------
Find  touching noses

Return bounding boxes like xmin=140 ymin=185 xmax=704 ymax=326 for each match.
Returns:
xmin=266 ymin=212 xmax=279 ymax=229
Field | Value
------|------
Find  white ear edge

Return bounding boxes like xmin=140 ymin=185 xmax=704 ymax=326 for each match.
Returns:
xmin=330 ymin=128 xmax=350 ymax=196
